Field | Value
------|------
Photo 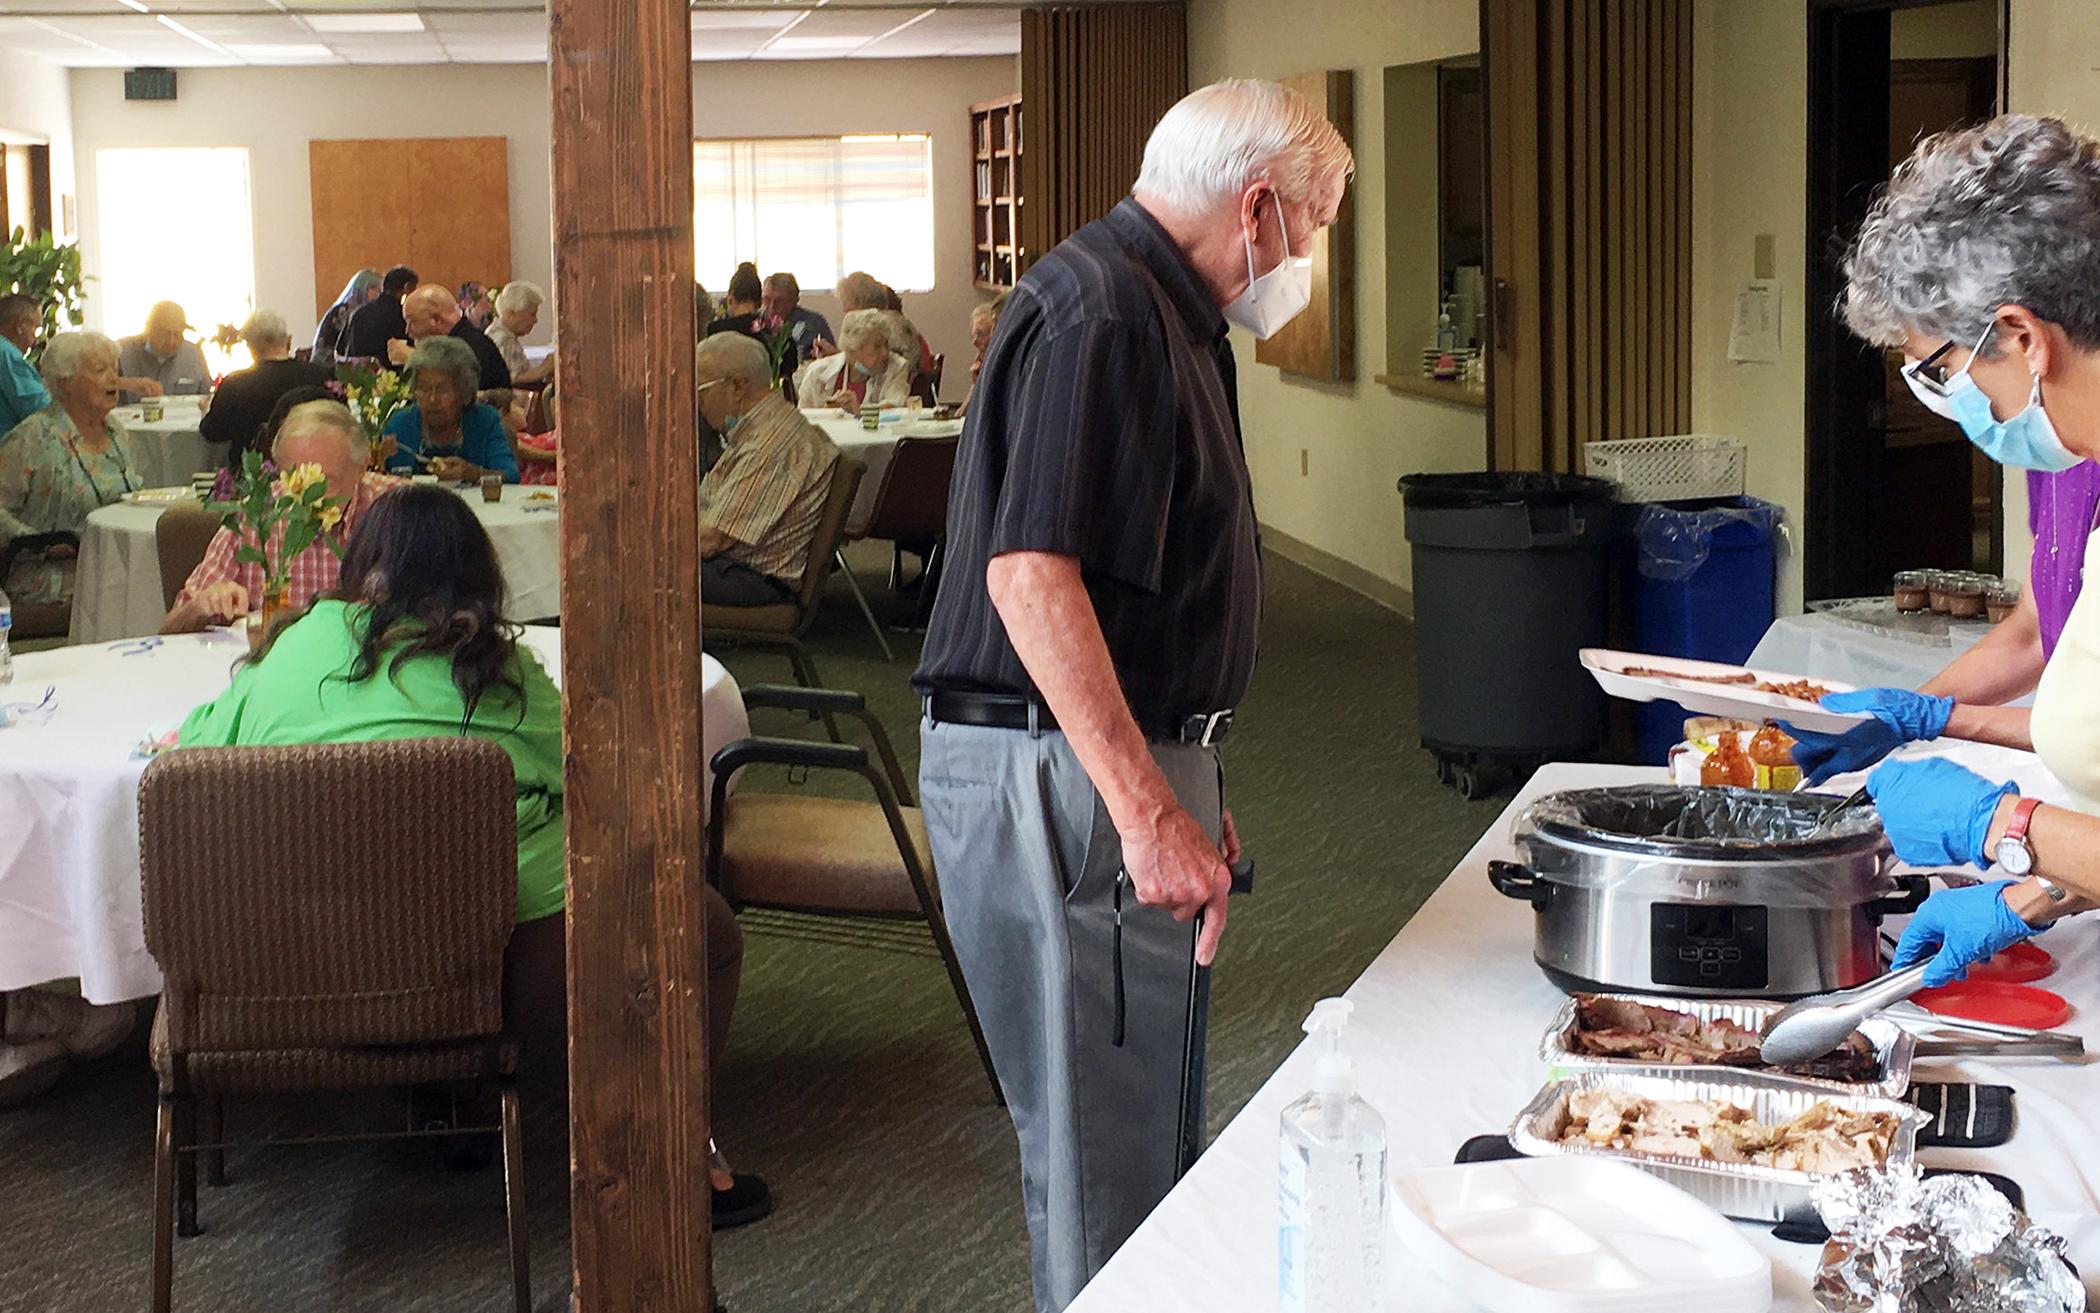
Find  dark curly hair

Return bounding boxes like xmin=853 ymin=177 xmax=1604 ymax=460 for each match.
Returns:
xmin=255 ymin=485 xmax=526 ymax=727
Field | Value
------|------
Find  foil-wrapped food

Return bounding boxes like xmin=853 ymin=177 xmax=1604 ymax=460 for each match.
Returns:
xmin=1814 ymin=1164 xmax=2082 ymax=1312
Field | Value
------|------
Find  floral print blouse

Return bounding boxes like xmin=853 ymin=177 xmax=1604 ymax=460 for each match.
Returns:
xmin=0 ymin=403 xmax=140 ymax=604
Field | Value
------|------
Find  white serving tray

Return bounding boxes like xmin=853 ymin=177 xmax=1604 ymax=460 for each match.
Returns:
xmin=1391 ymin=1157 xmax=1771 ymax=1313
xmin=1580 ymin=648 xmax=1869 ymax=733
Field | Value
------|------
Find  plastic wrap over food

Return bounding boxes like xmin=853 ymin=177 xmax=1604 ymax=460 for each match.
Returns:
xmin=1812 ymin=1164 xmax=2081 ymax=1313
xmin=1517 ymin=784 xmax=1882 ymax=852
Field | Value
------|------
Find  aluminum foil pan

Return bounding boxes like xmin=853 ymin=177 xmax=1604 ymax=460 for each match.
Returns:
xmin=1539 ymin=992 xmax=1918 ymax=1098
xmin=1508 ymin=1071 xmax=1929 ymax=1224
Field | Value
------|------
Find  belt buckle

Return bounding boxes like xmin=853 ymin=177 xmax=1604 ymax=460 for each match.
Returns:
xmin=1196 ymin=709 xmax=1231 ymax=747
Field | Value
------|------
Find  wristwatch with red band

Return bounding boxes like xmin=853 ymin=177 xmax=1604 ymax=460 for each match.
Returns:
xmin=1993 ymin=796 xmax=2044 ymax=881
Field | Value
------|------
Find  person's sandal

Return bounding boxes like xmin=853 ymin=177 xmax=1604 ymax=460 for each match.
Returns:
xmin=711 ymin=1172 xmax=773 ymax=1231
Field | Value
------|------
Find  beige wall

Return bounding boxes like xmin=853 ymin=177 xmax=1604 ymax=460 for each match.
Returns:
xmin=1892 ymin=0 xmax=1999 ymax=60
xmin=66 ymin=56 xmax=1016 ymax=367
xmin=1188 ymin=0 xmax=1487 ymax=608
xmin=0 ymin=47 xmax=77 ymax=237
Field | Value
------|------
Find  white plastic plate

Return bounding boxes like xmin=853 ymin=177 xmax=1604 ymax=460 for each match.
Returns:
xmin=900 ymin=418 xmax=963 ymax=438
xmin=122 ymin=486 xmax=200 ymax=507
xmin=1580 ymin=648 xmax=1868 ymax=733
xmin=1391 ymin=1157 xmax=1771 ymax=1313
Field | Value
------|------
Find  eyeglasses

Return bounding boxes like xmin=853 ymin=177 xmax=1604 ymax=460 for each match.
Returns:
xmin=695 ymin=378 xmax=723 ymax=394
xmin=1902 ymin=322 xmax=1994 ymax=398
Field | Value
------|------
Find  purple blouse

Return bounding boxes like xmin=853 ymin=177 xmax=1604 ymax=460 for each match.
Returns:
xmin=2028 ymin=463 xmax=2100 ymax=657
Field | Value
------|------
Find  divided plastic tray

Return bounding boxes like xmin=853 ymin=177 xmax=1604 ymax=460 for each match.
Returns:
xmin=1539 ymin=992 xmax=1918 ymax=1098
xmin=1508 ymin=1070 xmax=1929 ymax=1224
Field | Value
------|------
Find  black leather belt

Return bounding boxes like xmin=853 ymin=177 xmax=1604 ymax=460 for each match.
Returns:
xmin=925 ymin=689 xmax=1234 ymax=747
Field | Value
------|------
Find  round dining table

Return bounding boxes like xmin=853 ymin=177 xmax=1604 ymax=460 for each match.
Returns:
xmin=67 ymin=484 xmax=563 ymax=644
xmin=112 ymin=397 xmax=215 ymax=489
xmin=0 ymin=627 xmax=748 ymax=1004
xmin=800 ymin=407 xmax=960 ymax=534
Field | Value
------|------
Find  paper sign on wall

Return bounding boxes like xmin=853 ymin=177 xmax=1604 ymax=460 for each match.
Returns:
xmin=1727 ymin=279 xmax=1781 ymax=364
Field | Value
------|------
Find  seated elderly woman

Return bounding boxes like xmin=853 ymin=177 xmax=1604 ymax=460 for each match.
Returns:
xmin=0 ymin=331 xmax=139 ymax=610
xmin=312 ymin=269 xmax=380 ymax=370
xmin=488 ymin=281 xmax=556 ymax=387
xmin=382 ymin=335 xmax=519 ymax=483
xmin=961 ymin=291 xmax=1008 ymax=414
xmin=174 ymin=484 xmax=769 ymax=1224
xmin=794 ymin=308 xmax=914 ymax=411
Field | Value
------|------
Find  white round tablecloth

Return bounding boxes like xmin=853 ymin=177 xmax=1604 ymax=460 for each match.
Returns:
xmin=0 ymin=627 xmax=747 ymax=1003
xmin=67 ymin=486 xmax=563 ymax=644
xmin=801 ymin=407 xmax=943 ymax=535
xmin=112 ymin=399 xmax=214 ymax=489
xmin=1748 ymin=611 xmax=2027 ymax=703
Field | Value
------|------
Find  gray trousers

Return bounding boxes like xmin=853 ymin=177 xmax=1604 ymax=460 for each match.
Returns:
xmin=918 ymin=717 xmax=1222 ymax=1313
xmin=700 ymin=555 xmax=793 ymax=606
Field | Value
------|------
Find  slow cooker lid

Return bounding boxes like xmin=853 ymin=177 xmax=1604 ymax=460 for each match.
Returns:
xmin=1517 ymin=784 xmax=1883 ymax=860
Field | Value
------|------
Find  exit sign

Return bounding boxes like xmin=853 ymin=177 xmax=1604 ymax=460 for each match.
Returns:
xmin=124 ymin=68 xmax=177 ymax=101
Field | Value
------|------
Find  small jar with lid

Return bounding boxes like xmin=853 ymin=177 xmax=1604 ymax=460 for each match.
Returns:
xmin=1945 ymin=573 xmax=1988 ymax=619
xmin=1893 ymin=570 xmax=1931 ymax=613
xmin=1987 ymin=581 xmax=2023 ymax=624
xmin=1926 ymin=570 xmax=1957 ymax=614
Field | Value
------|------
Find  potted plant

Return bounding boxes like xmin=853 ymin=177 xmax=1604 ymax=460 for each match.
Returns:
xmin=0 ymin=227 xmax=88 ymax=361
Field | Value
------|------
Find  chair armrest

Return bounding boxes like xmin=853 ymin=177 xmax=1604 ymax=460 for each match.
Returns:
xmin=0 ymin=530 xmax=82 ymax=581
xmin=740 ymin=684 xmax=867 ymax=715
xmin=710 ymin=735 xmax=867 ymax=778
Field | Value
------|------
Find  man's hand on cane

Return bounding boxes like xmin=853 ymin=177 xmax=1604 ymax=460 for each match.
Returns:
xmin=1121 ymin=802 xmax=1234 ymax=966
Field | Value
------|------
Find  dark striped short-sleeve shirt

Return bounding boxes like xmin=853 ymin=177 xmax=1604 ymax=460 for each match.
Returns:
xmin=911 ymin=197 xmax=1262 ymax=719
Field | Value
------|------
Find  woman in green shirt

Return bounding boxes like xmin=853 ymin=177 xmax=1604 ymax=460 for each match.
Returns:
xmin=177 ymin=485 xmax=768 ymax=1224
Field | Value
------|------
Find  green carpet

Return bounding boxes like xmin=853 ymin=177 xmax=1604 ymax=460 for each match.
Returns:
xmin=0 ymin=547 xmax=1505 ymax=1313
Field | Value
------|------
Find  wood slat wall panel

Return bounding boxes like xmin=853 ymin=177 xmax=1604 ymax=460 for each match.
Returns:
xmin=310 ymin=136 xmax=510 ymax=321
xmin=1019 ymin=4 xmax=1186 ymax=273
xmin=1485 ymin=0 xmax=1691 ymax=471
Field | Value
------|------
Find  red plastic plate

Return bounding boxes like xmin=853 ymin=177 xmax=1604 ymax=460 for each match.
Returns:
xmin=1912 ymin=980 xmax=2072 ymax=1031
xmin=1966 ymin=942 xmax=2056 ymax=986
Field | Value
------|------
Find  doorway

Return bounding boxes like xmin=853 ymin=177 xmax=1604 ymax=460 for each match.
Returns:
xmin=1804 ymin=0 xmax=2006 ymax=601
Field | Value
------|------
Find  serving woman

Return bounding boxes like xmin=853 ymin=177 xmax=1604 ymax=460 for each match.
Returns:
xmin=1833 ymin=113 xmax=2100 ymax=984
xmin=794 ymin=307 xmax=912 ymax=410
xmin=381 ymin=335 xmax=519 ymax=483
xmin=0 ymin=331 xmax=139 ymax=608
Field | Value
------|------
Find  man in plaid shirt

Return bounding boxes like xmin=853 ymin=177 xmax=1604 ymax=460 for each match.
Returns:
xmin=695 ymin=332 xmax=840 ymax=605
xmin=161 ymin=400 xmax=400 ymax=633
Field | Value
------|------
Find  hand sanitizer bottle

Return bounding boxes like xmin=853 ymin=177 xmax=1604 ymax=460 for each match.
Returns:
xmin=1279 ymin=998 xmax=1387 ymax=1313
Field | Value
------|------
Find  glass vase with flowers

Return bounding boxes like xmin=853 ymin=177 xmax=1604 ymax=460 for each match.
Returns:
xmin=205 ymin=450 xmax=346 ymax=651
xmin=333 ymin=362 xmax=415 ymax=469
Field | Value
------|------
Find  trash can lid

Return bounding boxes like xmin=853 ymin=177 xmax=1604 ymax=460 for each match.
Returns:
xmin=1399 ymin=471 xmax=1618 ymax=510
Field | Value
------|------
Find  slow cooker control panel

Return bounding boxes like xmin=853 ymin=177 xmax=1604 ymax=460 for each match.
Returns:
xmin=1650 ymin=902 xmax=1769 ymax=990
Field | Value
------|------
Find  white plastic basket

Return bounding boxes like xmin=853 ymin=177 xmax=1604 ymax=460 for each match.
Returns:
xmin=1583 ymin=434 xmax=1747 ymax=503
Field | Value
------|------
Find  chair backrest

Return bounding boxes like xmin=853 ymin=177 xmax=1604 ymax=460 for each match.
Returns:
xmin=912 ymin=353 xmax=943 ymax=406
xmin=156 ymin=505 xmax=224 ymax=611
xmin=140 ymin=739 xmax=518 ymax=1054
xmin=791 ymin=456 xmax=866 ymax=620
xmin=856 ymin=435 xmax=958 ymax=544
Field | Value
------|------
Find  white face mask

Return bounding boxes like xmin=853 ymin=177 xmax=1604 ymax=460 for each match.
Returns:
xmin=1222 ymin=195 xmax=1313 ymax=340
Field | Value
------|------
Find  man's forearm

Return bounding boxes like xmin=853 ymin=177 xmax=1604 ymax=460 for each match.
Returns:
xmin=987 ymin=551 xmax=1178 ymax=830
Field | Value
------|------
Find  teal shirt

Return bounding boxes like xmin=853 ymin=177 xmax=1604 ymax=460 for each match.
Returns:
xmin=0 ymin=337 xmax=49 ymax=435
xmin=177 ymin=599 xmax=566 ymax=923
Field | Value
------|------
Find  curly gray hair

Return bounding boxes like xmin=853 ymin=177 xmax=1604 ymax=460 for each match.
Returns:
xmin=38 ymin=330 xmax=118 ymax=385
xmin=407 ymin=333 xmax=480 ymax=399
xmin=1843 ymin=113 xmax=2100 ymax=356
xmin=836 ymin=308 xmax=895 ymax=356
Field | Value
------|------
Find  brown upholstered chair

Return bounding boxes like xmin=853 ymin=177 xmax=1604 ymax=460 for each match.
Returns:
xmin=834 ymin=433 xmax=959 ymax=647
xmin=701 ymin=454 xmax=864 ymax=688
xmin=0 ymin=530 xmax=80 ymax=640
xmin=707 ymin=685 xmax=1001 ymax=1104
xmin=139 ymin=739 xmax=529 ymax=1313
xmin=155 ymin=505 xmax=222 ymax=612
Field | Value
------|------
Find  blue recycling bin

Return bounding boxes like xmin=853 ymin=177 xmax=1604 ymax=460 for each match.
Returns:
xmin=1624 ymin=496 xmax=1784 ymax=763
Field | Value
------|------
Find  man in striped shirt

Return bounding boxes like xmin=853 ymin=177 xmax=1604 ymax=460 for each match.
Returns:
xmin=696 ymin=331 xmax=840 ymax=604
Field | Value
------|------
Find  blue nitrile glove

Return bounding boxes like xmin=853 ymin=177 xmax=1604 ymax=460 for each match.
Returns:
xmin=1865 ymin=758 xmax=2018 ymax=869
xmin=1890 ymin=880 xmax=2045 ymax=988
xmin=1785 ymin=688 xmax=1956 ymax=785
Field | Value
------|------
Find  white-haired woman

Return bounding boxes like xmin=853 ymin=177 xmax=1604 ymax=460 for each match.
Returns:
xmin=489 ymin=280 xmax=556 ymax=386
xmin=795 ymin=307 xmax=912 ymax=410
xmin=200 ymin=308 xmax=333 ymax=467
xmin=1810 ymin=114 xmax=2100 ymax=992
xmin=0 ymin=331 xmax=138 ymax=607
xmin=382 ymin=336 xmax=518 ymax=483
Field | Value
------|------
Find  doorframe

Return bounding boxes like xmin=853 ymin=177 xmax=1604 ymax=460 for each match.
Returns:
xmin=1802 ymin=0 xmax=2009 ymax=601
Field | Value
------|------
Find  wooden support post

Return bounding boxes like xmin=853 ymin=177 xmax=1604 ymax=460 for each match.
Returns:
xmin=548 ymin=1 xmax=711 ymax=1308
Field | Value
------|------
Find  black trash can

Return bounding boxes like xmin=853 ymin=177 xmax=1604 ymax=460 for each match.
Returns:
xmin=1400 ymin=472 xmax=1619 ymax=798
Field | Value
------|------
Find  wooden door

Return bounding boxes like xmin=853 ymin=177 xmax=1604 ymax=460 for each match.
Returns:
xmin=309 ymin=137 xmax=511 ymax=316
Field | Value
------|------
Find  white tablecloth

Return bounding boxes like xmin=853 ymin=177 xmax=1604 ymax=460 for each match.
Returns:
xmin=113 ymin=399 xmax=213 ymax=489
xmin=0 ymin=628 xmax=747 ymax=1003
xmin=67 ymin=486 xmax=563 ymax=644
xmin=1749 ymin=612 xmax=2018 ymax=701
xmin=1069 ymin=752 xmax=2100 ymax=1311
xmin=802 ymin=407 xmax=917 ymax=534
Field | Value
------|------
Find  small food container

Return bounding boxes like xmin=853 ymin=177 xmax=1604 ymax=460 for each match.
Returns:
xmin=411 ymin=473 xmax=440 ymax=487
xmin=141 ymin=398 xmax=165 ymax=422
xmin=1987 ymin=582 xmax=2022 ymax=624
xmin=1892 ymin=570 xmax=1931 ymax=613
xmin=1945 ymin=574 xmax=1987 ymax=620
xmin=1926 ymin=570 xmax=1956 ymax=613
xmin=1507 ymin=1070 xmax=1929 ymax=1224
xmin=1537 ymin=991 xmax=1917 ymax=1097
xmin=481 ymin=474 xmax=503 ymax=503
xmin=859 ymin=401 xmax=880 ymax=431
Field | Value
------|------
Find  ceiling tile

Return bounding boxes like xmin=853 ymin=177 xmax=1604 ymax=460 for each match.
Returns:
xmin=424 ymin=10 xmax=542 ymax=38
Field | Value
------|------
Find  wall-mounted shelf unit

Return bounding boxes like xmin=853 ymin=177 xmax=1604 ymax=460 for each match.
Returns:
xmin=970 ymin=94 xmax=1024 ymax=290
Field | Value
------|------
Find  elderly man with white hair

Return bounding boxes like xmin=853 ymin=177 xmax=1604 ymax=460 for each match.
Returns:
xmin=162 ymin=399 xmax=398 ymax=633
xmin=794 ymin=307 xmax=913 ymax=410
xmin=0 ymin=293 xmax=50 ymax=433
xmin=910 ymin=78 xmax=1352 ymax=1309
xmin=697 ymin=330 xmax=839 ymax=605
xmin=199 ymin=308 xmax=332 ymax=467
xmin=488 ymin=280 xmax=557 ymax=387
xmin=389 ymin=283 xmax=512 ymax=392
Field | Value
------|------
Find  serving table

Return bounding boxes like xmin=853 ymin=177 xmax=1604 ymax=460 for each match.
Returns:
xmin=1069 ymin=747 xmax=2100 ymax=1311
xmin=0 ymin=627 xmax=747 ymax=1003
xmin=1749 ymin=611 xmax=2017 ymax=703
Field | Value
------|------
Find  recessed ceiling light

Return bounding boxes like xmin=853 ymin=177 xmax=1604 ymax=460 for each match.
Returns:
xmin=305 ymin=13 xmax=425 ymax=33
xmin=227 ymin=42 xmax=336 ymax=58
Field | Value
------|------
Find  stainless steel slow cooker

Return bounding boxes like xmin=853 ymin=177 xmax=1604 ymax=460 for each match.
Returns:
xmin=1490 ymin=785 xmax=1927 ymax=999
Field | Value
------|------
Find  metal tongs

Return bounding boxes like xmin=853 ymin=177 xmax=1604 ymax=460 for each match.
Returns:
xmin=1889 ymin=1003 xmax=2087 ymax=1059
xmin=1762 ymin=963 xmax=2086 ymax=1063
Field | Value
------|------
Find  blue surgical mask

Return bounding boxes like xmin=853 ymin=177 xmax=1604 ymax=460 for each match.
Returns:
xmin=1903 ymin=323 xmax=2082 ymax=472
xmin=851 ymin=360 xmax=876 ymax=380
xmin=720 ymin=413 xmax=740 ymax=434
